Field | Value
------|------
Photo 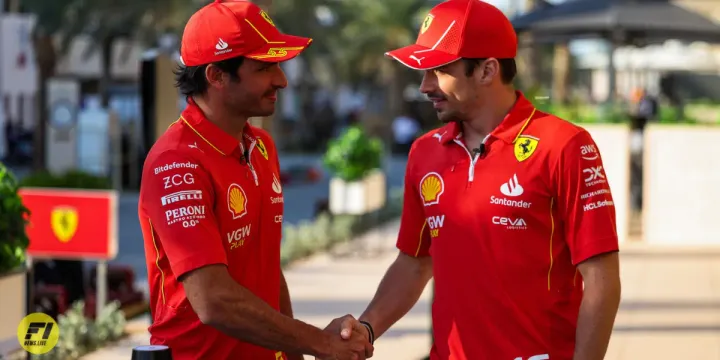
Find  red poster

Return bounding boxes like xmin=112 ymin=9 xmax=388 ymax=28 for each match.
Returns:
xmin=19 ymin=188 xmax=118 ymax=260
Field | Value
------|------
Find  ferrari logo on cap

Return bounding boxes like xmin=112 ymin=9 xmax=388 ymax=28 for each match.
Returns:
xmin=228 ymin=183 xmax=248 ymax=219
xmin=420 ymin=14 xmax=434 ymax=34
xmin=256 ymin=138 xmax=269 ymax=160
xmin=514 ymin=135 xmax=539 ymax=162
xmin=51 ymin=206 xmax=78 ymax=243
xmin=260 ymin=10 xmax=275 ymax=26
xmin=420 ymin=172 xmax=444 ymax=206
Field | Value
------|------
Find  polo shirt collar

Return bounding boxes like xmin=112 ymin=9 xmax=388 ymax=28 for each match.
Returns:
xmin=179 ymin=98 xmax=257 ymax=157
xmin=441 ymin=91 xmax=538 ymax=145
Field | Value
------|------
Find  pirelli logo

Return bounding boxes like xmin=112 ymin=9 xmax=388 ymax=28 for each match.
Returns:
xmin=161 ymin=190 xmax=203 ymax=206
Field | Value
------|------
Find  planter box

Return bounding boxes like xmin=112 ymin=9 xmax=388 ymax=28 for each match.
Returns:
xmin=643 ymin=125 xmax=720 ymax=246
xmin=582 ymin=124 xmax=631 ymax=243
xmin=0 ymin=268 xmax=27 ymax=357
xmin=329 ymin=170 xmax=387 ymax=215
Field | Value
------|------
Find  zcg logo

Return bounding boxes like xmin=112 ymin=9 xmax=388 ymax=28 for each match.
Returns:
xmin=163 ymin=173 xmax=195 ymax=189
xmin=17 ymin=313 xmax=60 ymax=354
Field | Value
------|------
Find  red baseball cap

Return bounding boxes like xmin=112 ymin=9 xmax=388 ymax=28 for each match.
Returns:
xmin=386 ymin=0 xmax=517 ymax=70
xmin=180 ymin=0 xmax=313 ymax=66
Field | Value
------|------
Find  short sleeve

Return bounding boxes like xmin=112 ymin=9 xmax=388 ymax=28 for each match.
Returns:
xmin=396 ymin=144 xmax=432 ymax=257
xmin=554 ymin=130 xmax=619 ymax=265
xmin=140 ymin=151 xmax=227 ymax=278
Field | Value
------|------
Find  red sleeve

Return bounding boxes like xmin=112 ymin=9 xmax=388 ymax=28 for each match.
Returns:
xmin=554 ymin=130 xmax=619 ymax=265
xmin=396 ymin=144 xmax=431 ymax=257
xmin=140 ymin=151 xmax=227 ymax=278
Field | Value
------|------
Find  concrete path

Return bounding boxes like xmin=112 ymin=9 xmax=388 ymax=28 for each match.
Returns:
xmin=82 ymin=221 xmax=720 ymax=360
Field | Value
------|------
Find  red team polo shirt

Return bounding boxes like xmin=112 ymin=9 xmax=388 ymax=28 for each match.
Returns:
xmin=138 ymin=99 xmax=287 ymax=360
xmin=397 ymin=92 xmax=619 ymax=360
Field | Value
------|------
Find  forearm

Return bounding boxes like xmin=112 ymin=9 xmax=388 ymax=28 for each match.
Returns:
xmin=574 ymin=284 xmax=621 ymax=360
xmin=359 ymin=253 xmax=432 ymax=339
xmin=278 ymin=271 xmax=304 ymax=360
xmin=205 ymin=281 xmax=331 ymax=358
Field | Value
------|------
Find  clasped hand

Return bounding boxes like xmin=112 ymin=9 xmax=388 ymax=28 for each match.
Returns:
xmin=316 ymin=314 xmax=374 ymax=360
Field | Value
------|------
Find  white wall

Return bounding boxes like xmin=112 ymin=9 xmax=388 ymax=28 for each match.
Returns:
xmin=643 ymin=125 xmax=720 ymax=245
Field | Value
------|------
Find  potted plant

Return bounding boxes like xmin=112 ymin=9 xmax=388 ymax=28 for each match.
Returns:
xmin=323 ymin=125 xmax=387 ymax=215
xmin=0 ymin=162 xmax=30 ymax=352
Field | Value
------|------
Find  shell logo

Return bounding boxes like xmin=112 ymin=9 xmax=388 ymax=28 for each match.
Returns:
xmin=419 ymin=172 xmax=444 ymax=206
xmin=227 ymin=183 xmax=248 ymax=219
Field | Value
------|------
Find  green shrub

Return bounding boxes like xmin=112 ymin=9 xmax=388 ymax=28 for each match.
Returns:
xmin=280 ymin=187 xmax=403 ymax=266
xmin=20 ymin=170 xmax=111 ymax=189
xmin=0 ymin=162 xmax=30 ymax=274
xmin=323 ymin=126 xmax=384 ymax=182
xmin=33 ymin=301 xmax=126 ymax=360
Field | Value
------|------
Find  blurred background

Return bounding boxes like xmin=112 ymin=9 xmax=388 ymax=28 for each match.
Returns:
xmin=0 ymin=0 xmax=719 ymax=359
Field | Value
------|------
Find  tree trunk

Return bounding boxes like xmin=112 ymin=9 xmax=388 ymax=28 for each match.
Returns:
xmin=517 ymin=0 xmax=541 ymax=89
xmin=552 ymin=42 xmax=570 ymax=104
xmin=99 ymin=37 xmax=114 ymax=108
xmin=32 ymin=33 xmax=57 ymax=171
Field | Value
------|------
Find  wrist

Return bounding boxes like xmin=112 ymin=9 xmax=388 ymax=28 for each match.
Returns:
xmin=359 ymin=320 xmax=375 ymax=345
xmin=310 ymin=329 xmax=336 ymax=358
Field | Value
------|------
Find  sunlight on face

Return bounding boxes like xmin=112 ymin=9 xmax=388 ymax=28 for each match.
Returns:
xmin=222 ymin=59 xmax=289 ymax=118
xmin=420 ymin=61 xmax=477 ymax=123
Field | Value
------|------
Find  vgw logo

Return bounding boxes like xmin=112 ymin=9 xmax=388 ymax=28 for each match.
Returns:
xmin=17 ymin=313 xmax=60 ymax=354
xmin=426 ymin=215 xmax=445 ymax=238
xmin=227 ymin=224 xmax=251 ymax=250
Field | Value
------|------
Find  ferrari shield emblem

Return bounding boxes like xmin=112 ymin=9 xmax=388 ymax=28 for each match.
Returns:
xmin=514 ymin=136 xmax=539 ymax=162
xmin=256 ymin=138 xmax=269 ymax=160
xmin=51 ymin=206 xmax=78 ymax=243
xmin=260 ymin=10 xmax=275 ymax=26
xmin=420 ymin=14 xmax=434 ymax=34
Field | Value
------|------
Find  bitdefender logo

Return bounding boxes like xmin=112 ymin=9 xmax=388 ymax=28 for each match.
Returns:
xmin=154 ymin=162 xmax=198 ymax=175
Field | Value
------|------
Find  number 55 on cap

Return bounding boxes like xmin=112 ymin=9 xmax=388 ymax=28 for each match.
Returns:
xmin=17 ymin=312 xmax=60 ymax=354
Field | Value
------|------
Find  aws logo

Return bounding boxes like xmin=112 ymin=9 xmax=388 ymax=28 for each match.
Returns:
xmin=227 ymin=183 xmax=248 ymax=219
xmin=420 ymin=172 xmax=444 ymax=206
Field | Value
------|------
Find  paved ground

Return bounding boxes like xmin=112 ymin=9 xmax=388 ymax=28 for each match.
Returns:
xmin=83 ymin=221 xmax=720 ymax=360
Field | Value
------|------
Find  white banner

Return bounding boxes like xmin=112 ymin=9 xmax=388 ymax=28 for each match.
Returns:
xmin=0 ymin=14 xmax=38 ymax=95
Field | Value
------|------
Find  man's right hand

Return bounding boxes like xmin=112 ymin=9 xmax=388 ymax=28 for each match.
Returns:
xmin=316 ymin=315 xmax=373 ymax=360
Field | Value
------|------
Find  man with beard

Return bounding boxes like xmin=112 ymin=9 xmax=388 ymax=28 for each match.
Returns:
xmin=138 ymin=1 xmax=371 ymax=359
xmin=331 ymin=0 xmax=621 ymax=359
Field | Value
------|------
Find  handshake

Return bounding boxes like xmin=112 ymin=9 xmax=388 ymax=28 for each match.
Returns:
xmin=315 ymin=314 xmax=374 ymax=360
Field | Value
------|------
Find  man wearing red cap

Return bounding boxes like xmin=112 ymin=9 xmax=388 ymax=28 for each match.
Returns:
xmin=334 ymin=0 xmax=621 ymax=359
xmin=138 ymin=1 xmax=371 ymax=359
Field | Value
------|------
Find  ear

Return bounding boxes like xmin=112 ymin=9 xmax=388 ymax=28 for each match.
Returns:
xmin=476 ymin=58 xmax=500 ymax=85
xmin=205 ymin=64 xmax=227 ymax=90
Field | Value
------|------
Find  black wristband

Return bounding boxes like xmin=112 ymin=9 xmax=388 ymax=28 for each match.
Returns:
xmin=359 ymin=320 xmax=375 ymax=345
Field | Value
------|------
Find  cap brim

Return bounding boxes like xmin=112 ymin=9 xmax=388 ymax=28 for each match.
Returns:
xmin=385 ymin=44 xmax=460 ymax=70
xmin=246 ymin=34 xmax=313 ymax=62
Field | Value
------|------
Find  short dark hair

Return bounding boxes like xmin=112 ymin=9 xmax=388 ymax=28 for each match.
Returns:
xmin=173 ymin=56 xmax=246 ymax=97
xmin=462 ymin=58 xmax=516 ymax=84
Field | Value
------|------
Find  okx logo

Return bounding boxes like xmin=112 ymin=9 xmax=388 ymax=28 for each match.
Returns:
xmin=17 ymin=313 xmax=60 ymax=354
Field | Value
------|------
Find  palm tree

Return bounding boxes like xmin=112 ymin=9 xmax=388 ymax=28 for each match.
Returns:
xmin=313 ymin=0 xmax=430 ymax=143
